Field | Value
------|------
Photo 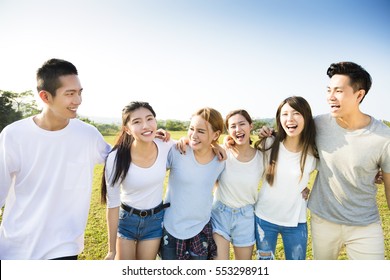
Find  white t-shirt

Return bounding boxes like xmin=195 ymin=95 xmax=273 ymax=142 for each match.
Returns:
xmin=0 ymin=117 xmax=111 ymax=259
xmin=255 ymin=142 xmax=317 ymax=226
xmin=105 ymin=139 xmax=174 ymax=209
xmin=214 ymin=149 xmax=263 ymax=208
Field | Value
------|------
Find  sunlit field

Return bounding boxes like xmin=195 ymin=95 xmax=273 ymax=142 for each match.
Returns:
xmin=79 ymin=133 xmax=390 ymax=260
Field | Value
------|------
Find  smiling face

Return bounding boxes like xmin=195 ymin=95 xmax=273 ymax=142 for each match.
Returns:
xmin=280 ymin=103 xmax=305 ymax=139
xmin=188 ymin=115 xmax=219 ymax=151
xmin=125 ymin=107 xmax=157 ymax=142
xmin=327 ymin=74 xmax=364 ymax=118
xmin=45 ymin=74 xmax=83 ymax=120
xmin=227 ymin=113 xmax=253 ymax=146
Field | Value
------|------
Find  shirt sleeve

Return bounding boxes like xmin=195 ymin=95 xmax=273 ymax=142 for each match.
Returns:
xmin=104 ymin=151 xmax=121 ymax=208
xmin=379 ymin=140 xmax=390 ymax=173
xmin=92 ymin=129 xmax=111 ymax=164
xmin=166 ymin=146 xmax=176 ymax=170
xmin=0 ymin=128 xmax=18 ymax=209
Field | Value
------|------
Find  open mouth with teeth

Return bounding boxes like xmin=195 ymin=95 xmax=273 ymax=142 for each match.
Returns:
xmin=330 ymin=104 xmax=341 ymax=113
xmin=235 ymin=133 xmax=245 ymax=141
xmin=141 ymin=131 xmax=154 ymax=136
xmin=286 ymin=125 xmax=298 ymax=132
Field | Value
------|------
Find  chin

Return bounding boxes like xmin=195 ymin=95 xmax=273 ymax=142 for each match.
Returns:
xmin=67 ymin=111 xmax=78 ymax=118
xmin=236 ymin=140 xmax=246 ymax=146
xmin=330 ymin=112 xmax=340 ymax=118
xmin=190 ymin=143 xmax=202 ymax=150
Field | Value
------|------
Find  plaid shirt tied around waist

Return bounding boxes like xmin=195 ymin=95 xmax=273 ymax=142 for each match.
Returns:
xmin=176 ymin=220 xmax=217 ymax=260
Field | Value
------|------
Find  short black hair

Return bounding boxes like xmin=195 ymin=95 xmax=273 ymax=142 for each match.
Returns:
xmin=327 ymin=62 xmax=372 ymax=103
xmin=36 ymin=58 xmax=78 ymax=96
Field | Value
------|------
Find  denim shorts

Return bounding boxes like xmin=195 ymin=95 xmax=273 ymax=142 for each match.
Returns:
xmin=117 ymin=204 xmax=164 ymax=241
xmin=211 ymin=200 xmax=255 ymax=247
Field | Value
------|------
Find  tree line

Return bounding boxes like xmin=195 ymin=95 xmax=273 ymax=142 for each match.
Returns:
xmin=79 ymin=117 xmax=274 ymax=136
xmin=0 ymin=90 xmax=40 ymax=132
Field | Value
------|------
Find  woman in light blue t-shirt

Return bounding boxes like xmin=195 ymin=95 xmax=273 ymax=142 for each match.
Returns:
xmin=161 ymin=107 xmax=225 ymax=260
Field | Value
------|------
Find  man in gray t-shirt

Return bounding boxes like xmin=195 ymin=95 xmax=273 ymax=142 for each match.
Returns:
xmin=307 ymin=62 xmax=390 ymax=260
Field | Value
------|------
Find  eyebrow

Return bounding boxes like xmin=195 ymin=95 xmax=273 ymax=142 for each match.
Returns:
xmin=190 ymin=126 xmax=207 ymax=132
xmin=230 ymin=121 xmax=246 ymax=126
xmin=131 ymin=114 xmax=154 ymax=122
xmin=65 ymin=88 xmax=83 ymax=93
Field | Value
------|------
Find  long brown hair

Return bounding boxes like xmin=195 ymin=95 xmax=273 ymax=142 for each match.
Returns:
xmin=100 ymin=101 xmax=156 ymax=204
xmin=255 ymin=96 xmax=318 ymax=186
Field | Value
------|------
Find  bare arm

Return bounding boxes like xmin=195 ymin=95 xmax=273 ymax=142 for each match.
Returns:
xmin=383 ymin=172 xmax=390 ymax=210
xmin=105 ymin=206 xmax=119 ymax=260
xmin=176 ymin=137 xmax=227 ymax=161
xmin=176 ymin=137 xmax=188 ymax=154
xmin=211 ymin=143 xmax=227 ymax=161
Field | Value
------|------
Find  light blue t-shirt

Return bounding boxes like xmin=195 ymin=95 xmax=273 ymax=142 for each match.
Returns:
xmin=163 ymin=147 xmax=225 ymax=239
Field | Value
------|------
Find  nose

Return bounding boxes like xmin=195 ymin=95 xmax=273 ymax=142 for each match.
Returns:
xmin=327 ymin=90 xmax=336 ymax=100
xmin=191 ymin=130 xmax=198 ymax=139
xmin=73 ymin=94 xmax=82 ymax=105
xmin=143 ymin=121 xmax=149 ymax=129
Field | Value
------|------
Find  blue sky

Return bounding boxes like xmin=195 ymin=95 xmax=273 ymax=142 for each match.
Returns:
xmin=0 ymin=0 xmax=389 ymax=122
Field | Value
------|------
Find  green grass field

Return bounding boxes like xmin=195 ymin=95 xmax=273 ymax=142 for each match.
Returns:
xmin=79 ymin=133 xmax=390 ymax=260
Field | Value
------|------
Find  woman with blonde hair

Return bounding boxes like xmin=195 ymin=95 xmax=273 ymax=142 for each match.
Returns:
xmin=161 ymin=107 xmax=225 ymax=260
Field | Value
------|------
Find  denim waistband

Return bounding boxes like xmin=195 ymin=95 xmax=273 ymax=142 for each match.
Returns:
xmin=213 ymin=200 xmax=254 ymax=214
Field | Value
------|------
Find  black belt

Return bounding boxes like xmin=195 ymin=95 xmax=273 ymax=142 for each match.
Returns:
xmin=120 ymin=202 xmax=170 ymax=218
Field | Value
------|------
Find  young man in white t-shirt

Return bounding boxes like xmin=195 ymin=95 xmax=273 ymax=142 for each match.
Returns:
xmin=0 ymin=58 xmax=111 ymax=259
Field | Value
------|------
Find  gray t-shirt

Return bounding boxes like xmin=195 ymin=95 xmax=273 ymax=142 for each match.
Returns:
xmin=308 ymin=114 xmax=390 ymax=226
